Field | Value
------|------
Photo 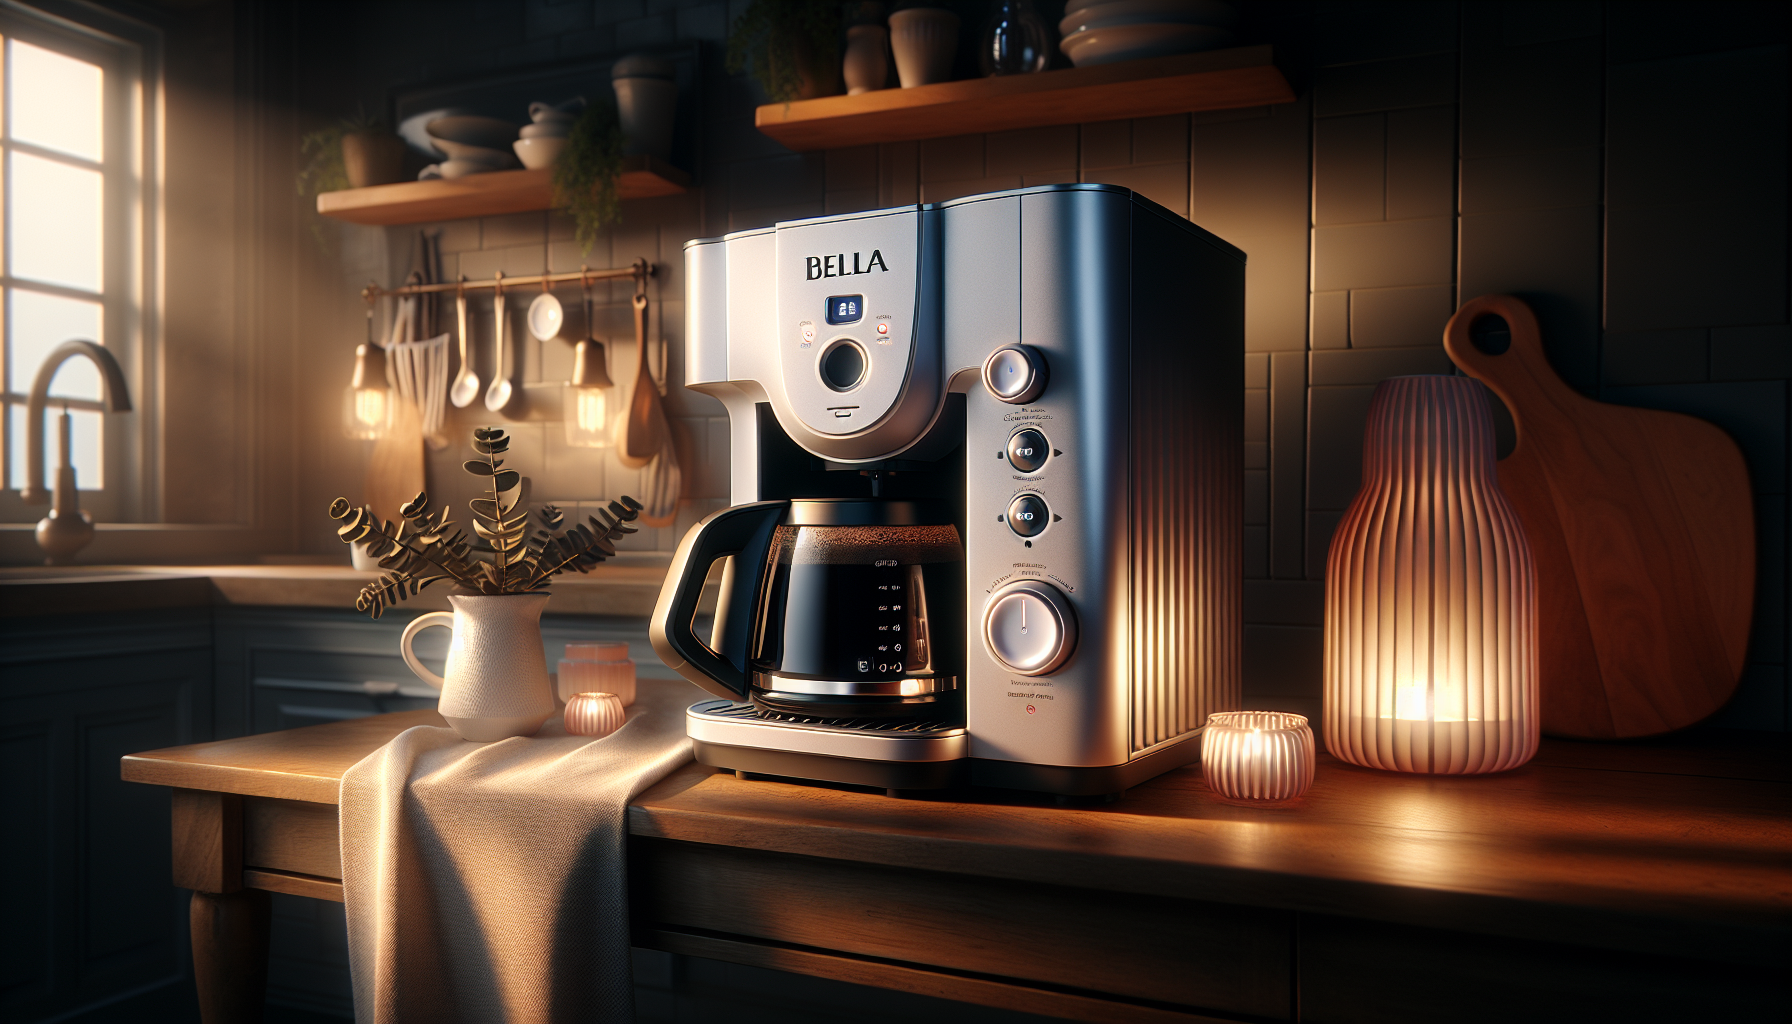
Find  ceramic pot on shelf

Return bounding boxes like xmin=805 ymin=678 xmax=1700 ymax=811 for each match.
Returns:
xmin=342 ymin=132 xmax=405 ymax=188
xmin=889 ymin=7 xmax=960 ymax=87
xmin=612 ymin=55 xmax=678 ymax=161
xmin=400 ymin=592 xmax=557 ymax=742
xmin=843 ymin=24 xmax=890 ymax=94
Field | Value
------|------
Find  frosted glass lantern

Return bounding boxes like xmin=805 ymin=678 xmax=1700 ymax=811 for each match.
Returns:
xmin=558 ymin=642 xmax=635 ymax=705
xmin=1324 ymin=375 xmax=1538 ymax=774
xmin=1202 ymin=711 xmax=1315 ymax=804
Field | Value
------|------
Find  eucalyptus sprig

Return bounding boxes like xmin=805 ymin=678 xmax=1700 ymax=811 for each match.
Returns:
xmin=328 ymin=426 xmax=642 ymax=617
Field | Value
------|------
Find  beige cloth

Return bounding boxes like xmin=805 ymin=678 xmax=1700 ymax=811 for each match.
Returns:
xmin=339 ymin=676 xmax=704 ymax=1024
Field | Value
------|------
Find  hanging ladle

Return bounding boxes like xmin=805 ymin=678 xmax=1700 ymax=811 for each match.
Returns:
xmin=449 ymin=277 xmax=480 ymax=408
xmin=484 ymin=272 xmax=514 ymax=412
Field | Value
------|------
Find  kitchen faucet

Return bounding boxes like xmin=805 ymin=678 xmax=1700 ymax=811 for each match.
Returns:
xmin=20 ymin=340 xmax=132 ymax=563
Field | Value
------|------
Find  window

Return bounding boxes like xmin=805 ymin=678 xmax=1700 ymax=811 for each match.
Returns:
xmin=0 ymin=4 xmax=150 ymax=523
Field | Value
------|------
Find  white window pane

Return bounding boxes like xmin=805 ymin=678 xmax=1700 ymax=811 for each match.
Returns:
xmin=8 ymin=39 xmax=104 ymax=162
xmin=8 ymin=152 xmax=103 ymax=291
xmin=8 ymin=402 xmax=101 ymax=491
xmin=8 ymin=289 xmax=103 ymax=397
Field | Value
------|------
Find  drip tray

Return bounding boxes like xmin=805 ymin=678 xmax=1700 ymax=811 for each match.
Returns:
xmin=686 ymin=699 xmax=967 ymax=763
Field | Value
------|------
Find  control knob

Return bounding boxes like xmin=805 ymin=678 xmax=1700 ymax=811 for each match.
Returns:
xmin=982 ymin=579 xmax=1077 ymax=676
xmin=982 ymin=345 xmax=1048 ymax=404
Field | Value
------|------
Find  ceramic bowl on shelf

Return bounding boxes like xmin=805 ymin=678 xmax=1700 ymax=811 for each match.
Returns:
xmin=1065 ymin=0 xmax=1234 ymax=17
xmin=1059 ymin=0 xmax=1237 ymax=36
xmin=519 ymin=122 xmax=569 ymax=139
xmin=424 ymin=115 xmax=519 ymax=149
xmin=427 ymin=136 xmax=513 ymax=164
xmin=513 ymin=136 xmax=566 ymax=170
xmin=1061 ymin=22 xmax=1234 ymax=66
xmin=529 ymin=97 xmax=585 ymax=124
xmin=439 ymin=158 xmax=505 ymax=179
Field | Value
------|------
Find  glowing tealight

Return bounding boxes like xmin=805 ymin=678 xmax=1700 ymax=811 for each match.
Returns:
xmin=1202 ymin=711 xmax=1315 ymax=805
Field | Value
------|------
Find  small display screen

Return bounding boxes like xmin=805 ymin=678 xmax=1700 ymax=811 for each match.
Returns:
xmin=825 ymin=295 xmax=864 ymax=325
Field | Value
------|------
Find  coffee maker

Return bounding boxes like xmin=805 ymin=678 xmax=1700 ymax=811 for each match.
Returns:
xmin=651 ymin=184 xmax=1243 ymax=796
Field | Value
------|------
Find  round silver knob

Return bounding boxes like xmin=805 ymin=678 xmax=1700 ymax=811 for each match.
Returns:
xmin=982 ymin=345 xmax=1048 ymax=404
xmin=982 ymin=579 xmax=1077 ymax=676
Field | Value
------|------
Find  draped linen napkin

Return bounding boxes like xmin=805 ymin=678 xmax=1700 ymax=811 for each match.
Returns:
xmin=340 ymin=676 xmax=704 ymax=1024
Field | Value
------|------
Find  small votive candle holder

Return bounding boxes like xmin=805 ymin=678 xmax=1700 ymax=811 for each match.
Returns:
xmin=1201 ymin=711 xmax=1316 ymax=805
xmin=564 ymin=692 xmax=626 ymax=738
xmin=558 ymin=642 xmax=636 ymax=705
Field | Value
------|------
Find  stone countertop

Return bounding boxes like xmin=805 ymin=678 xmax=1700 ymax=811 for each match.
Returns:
xmin=0 ymin=555 xmax=685 ymax=618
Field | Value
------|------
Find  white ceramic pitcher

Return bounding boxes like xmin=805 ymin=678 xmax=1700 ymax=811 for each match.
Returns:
xmin=400 ymin=593 xmax=556 ymax=741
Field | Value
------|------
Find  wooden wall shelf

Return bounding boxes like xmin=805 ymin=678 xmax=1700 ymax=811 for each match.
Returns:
xmin=314 ymin=156 xmax=691 ymax=226
xmin=755 ymin=45 xmax=1294 ymax=152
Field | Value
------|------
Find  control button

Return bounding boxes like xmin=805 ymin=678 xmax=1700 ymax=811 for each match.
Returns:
xmin=800 ymin=324 xmax=815 ymax=343
xmin=982 ymin=345 xmax=1048 ymax=404
xmin=1006 ymin=429 xmax=1048 ymax=473
xmin=876 ymin=322 xmax=889 ymax=335
xmin=1006 ymin=494 xmax=1048 ymax=537
xmin=820 ymin=341 xmax=866 ymax=391
xmin=983 ymin=580 xmax=1078 ymax=676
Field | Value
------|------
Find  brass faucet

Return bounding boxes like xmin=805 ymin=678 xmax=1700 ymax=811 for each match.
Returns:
xmin=21 ymin=340 xmax=132 ymax=564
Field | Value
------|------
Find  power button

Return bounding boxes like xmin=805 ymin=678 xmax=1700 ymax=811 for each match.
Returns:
xmin=982 ymin=345 xmax=1048 ymax=404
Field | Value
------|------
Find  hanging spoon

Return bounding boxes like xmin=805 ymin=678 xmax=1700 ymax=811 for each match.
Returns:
xmin=449 ymin=278 xmax=480 ymax=408
xmin=484 ymin=273 xmax=514 ymax=412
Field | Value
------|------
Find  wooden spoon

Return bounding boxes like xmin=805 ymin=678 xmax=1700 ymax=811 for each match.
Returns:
xmin=618 ymin=291 xmax=667 ymax=468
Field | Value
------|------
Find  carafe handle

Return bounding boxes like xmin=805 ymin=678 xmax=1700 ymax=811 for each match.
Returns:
xmin=400 ymin=612 xmax=453 ymax=690
xmin=651 ymin=500 xmax=787 ymax=699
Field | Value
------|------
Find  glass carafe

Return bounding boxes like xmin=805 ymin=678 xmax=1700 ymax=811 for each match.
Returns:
xmin=751 ymin=500 xmax=964 ymax=718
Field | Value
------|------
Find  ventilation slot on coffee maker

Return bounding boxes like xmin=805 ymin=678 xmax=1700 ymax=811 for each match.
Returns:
xmin=706 ymin=700 xmax=958 ymax=735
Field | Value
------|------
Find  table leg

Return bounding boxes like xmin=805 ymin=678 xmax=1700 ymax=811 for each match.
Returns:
xmin=191 ymin=889 xmax=271 ymax=1024
xmin=170 ymin=788 xmax=271 ymax=1023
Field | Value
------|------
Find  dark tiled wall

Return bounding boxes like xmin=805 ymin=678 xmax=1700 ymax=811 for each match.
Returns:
xmin=303 ymin=0 xmax=1787 ymax=731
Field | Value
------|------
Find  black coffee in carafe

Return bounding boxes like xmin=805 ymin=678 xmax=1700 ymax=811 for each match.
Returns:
xmin=752 ymin=511 xmax=964 ymax=718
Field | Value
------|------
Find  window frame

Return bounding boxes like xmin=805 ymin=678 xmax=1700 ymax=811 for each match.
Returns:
xmin=0 ymin=0 xmax=158 ymax=525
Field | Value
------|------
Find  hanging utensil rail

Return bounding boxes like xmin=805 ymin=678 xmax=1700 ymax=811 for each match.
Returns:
xmin=360 ymin=258 xmax=651 ymax=303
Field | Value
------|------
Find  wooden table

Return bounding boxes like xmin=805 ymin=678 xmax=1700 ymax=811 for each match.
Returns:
xmin=122 ymin=715 xmax=1791 ymax=1023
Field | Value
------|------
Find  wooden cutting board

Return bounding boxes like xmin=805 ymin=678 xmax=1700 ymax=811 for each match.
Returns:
xmin=1442 ymin=295 xmax=1754 ymax=739
xmin=365 ymin=397 xmax=426 ymax=526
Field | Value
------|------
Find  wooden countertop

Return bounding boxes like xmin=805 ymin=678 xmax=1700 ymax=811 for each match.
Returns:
xmin=121 ymin=700 xmax=1792 ymax=969
xmin=0 ymin=555 xmax=679 ymax=617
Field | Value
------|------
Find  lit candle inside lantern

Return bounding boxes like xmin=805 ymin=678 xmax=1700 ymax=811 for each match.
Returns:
xmin=1201 ymin=711 xmax=1315 ymax=805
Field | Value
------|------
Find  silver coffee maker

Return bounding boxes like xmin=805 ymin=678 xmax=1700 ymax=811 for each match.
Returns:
xmin=652 ymin=184 xmax=1244 ymax=796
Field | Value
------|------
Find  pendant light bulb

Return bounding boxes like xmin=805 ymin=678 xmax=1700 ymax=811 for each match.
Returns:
xmin=343 ymin=341 xmax=392 ymax=440
xmin=564 ymin=338 xmax=614 ymax=448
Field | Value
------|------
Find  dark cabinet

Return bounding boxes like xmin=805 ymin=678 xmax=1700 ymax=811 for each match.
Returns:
xmin=0 ymin=608 xmax=213 ymax=1024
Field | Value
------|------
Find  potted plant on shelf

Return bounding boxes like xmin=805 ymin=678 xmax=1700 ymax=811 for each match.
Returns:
xmin=553 ymin=100 xmax=626 ymax=256
xmin=726 ymin=0 xmax=843 ymax=102
xmin=299 ymin=109 xmax=405 ymax=195
xmin=328 ymin=426 xmax=643 ymax=742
